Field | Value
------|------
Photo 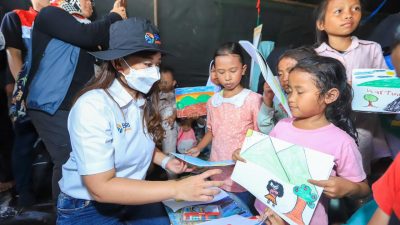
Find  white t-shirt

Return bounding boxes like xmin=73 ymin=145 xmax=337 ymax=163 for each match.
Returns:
xmin=59 ymin=79 xmax=155 ymax=200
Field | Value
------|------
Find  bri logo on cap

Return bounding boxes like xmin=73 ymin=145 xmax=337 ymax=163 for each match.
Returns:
xmin=145 ymin=32 xmax=161 ymax=45
xmin=117 ymin=122 xmax=132 ymax=133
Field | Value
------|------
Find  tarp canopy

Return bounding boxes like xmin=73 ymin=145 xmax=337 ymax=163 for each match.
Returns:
xmin=0 ymin=0 xmax=396 ymax=87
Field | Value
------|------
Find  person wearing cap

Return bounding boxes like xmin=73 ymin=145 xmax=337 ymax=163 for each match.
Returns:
xmin=21 ymin=0 xmax=126 ymax=200
xmin=57 ymin=17 xmax=223 ymax=225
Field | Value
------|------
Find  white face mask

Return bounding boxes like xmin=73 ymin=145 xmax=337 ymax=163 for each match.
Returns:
xmin=120 ymin=59 xmax=160 ymax=94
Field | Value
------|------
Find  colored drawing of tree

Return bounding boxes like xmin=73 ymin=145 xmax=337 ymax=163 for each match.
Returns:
xmin=241 ymin=134 xmax=320 ymax=225
xmin=284 ymin=184 xmax=317 ymax=225
xmin=364 ymin=94 xmax=378 ymax=107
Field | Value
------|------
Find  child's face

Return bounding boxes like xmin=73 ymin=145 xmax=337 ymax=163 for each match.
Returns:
xmin=215 ymin=54 xmax=247 ymax=91
xmin=210 ymin=66 xmax=220 ymax=85
xmin=287 ymin=70 xmax=326 ymax=119
xmin=317 ymin=0 xmax=361 ymax=38
xmin=159 ymin=71 xmax=176 ymax=92
xmin=277 ymin=57 xmax=297 ymax=92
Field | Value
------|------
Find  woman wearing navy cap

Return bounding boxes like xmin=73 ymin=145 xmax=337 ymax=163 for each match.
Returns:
xmin=57 ymin=17 xmax=223 ymax=225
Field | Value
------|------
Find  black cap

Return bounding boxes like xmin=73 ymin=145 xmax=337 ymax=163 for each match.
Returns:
xmin=89 ymin=17 xmax=165 ymax=60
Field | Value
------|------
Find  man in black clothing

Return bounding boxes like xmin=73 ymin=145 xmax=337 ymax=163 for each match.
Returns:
xmin=24 ymin=0 xmax=126 ymax=200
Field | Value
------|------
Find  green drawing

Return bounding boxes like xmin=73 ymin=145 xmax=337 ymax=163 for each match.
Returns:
xmin=241 ymin=138 xmax=290 ymax=183
xmin=241 ymin=133 xmax=320 ymax=225
xmin=284 ymin=184 xmax=317 ymax=225
xmin=358 ymin=79 xmax=400 ymax=88
xmin=293 ymin=184 xmax=317 ymax=209
xmin=241 ymin=135 xmax=318 ymax=197
xmin=363 ymin=94 xmax=378 ymax=107
xmin=176 ymin=94 xmax=211 ymax=110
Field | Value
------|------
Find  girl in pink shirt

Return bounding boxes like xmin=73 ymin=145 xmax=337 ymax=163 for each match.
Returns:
xmin=253 ymin=56 xmax=370 ymax=225
xmin=314 ymin=0 xmax=390 ymax=176
xmin=187 ymin=42 xmax=262 ymax=211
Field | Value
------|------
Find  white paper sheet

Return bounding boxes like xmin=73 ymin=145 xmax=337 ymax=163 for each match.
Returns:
xmin=162 ymin=188 xmax=229 ymax=212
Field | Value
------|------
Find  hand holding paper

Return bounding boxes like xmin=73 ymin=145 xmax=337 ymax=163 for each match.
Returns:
xmin=171 ymin=153 xmax=235 ymax=167
xmin=239 ymin=40 xmax=291 ymax=117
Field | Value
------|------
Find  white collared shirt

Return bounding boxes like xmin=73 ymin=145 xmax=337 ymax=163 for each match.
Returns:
xmin=59 ymin=79 xmax=155 ymax=200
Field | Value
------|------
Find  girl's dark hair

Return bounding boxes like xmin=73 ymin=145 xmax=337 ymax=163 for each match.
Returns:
xmin=314 ymin=0 xmax=330 ymax=45
xmin=213 ymin=42 xmax=245 ymax=64
xmin=75 ymin=51 xmax=164 ymax=145
xmin=292 ymin=56 xmax=358 ymax=144
xmin=278 ymin=46 xmax=317 ymax=65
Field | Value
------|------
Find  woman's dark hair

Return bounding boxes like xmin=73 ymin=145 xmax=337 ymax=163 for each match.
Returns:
xmin=75 ymin=51 xmax=164 ymax=145
xmin=213 ymin=42 xmax=245 ymax=65
xmin=292 ymin=56 xmax=358 ymax=144
xmin=314 ymin=0 xmax=363 ymax=45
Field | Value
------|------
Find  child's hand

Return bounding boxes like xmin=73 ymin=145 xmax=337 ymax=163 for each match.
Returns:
xmin=167 ymin=115 xmax=175 ymax=127
xmin=308 ymin=176 xmax=356 ymax=199
xmin=259 ymin=207 xmax=286 ymax=225
xmin=232 ymin=148 xmax=246 ymax=162
xmin=174 ymin=169 xmax=224 ymax=202
xmin=187 ymin=146 xmax=201 ymax=157
xmin=263 ymin=82 xmax=275 ymax=108
xmin=166 ymin=158 xmax=194 ymax=174
xmin=111 ymin=0 xmax=127 ymax=19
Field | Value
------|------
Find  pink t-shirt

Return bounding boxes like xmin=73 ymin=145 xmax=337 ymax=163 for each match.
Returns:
xmin=255 ymin=118 xmax=366 ymax=225
xmin=315 ymin=36 xmax=388 ymax=81
xmin=207 ymin=89 xmax=262 ymax=192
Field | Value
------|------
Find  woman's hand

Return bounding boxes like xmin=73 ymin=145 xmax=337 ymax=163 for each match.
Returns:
xmin=232 ymin=148 xmax=246 ymax=162
xmin=308 ymin=176 xmax=356 ymax=198
xmin=111 ymin=0 xmax=127 ymax=19
xmin=263 ymin=82 xmax=275 ymax=108
xmin=174 ymin=169 xmax=224 ymax=202
xmin=166 ymin=158 xmax=193 ymax=174
xmin=187 ymin=146 xmax=201 ymax=157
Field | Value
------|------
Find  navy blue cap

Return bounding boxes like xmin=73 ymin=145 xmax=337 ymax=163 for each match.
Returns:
xmin=89 ymin=17 xmax=166 ymax=60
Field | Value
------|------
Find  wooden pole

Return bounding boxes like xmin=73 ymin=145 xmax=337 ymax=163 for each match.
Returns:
xmin=154 ymin=0 xmax=158 ymax=26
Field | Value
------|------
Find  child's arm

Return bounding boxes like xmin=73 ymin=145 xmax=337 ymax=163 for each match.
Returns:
xmin=308 ymin=177 xmax=370 ymax=199
xmin=186 ymin=130 xmax=212 ymax=157
xmin=368 ymin=207 xmax=391 ymax=225
xmin=259 ymin=206 xmax=287 ymax=225
xmin=257 ymin=83 xmax=276 ymax=134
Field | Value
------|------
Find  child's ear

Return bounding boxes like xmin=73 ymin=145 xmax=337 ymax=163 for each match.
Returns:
xmin=242 ymin=64 xmax=248 ymax=75
xmin=316 ymin=20 xmax=325 ymax=31
xmin=324 ymin=88 xmax=339 ymax=104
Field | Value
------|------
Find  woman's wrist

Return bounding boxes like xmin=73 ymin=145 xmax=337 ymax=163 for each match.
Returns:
xmin=161 ymin=156 xmax=172 ymax=170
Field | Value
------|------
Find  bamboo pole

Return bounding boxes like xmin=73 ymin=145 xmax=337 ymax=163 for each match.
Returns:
xmin=154 ymin=0 xmax=158 ymax=26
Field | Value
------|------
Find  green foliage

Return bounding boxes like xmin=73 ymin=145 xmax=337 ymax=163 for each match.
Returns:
xmin=358 ymin=79 xmax=400 ymax=88
xmin=293 ymin=184 xmax=317 ymax=209
xmin=363 ymin=94 xmax=378 ymax=102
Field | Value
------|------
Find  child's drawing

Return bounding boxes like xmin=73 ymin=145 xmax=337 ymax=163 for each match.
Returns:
xmin=265 ymin=180 xmax=284 ymax=207
xmin=232 ymin=130 xmax=334 ymax=225
xmin=352 ymin=69 xmax=400 ymax=113
xmin=175 ymin=86 xmax=214 ymax=118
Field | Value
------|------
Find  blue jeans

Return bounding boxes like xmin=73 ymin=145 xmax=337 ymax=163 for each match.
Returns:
xmin=57 ymin=192 xmax=170 ymax=225
xmin=230 ymin=191 xmax=257 ymax=216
